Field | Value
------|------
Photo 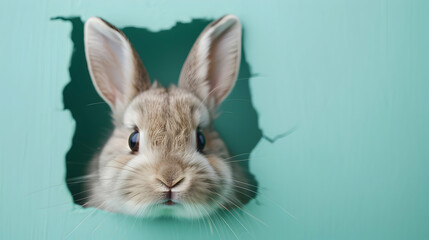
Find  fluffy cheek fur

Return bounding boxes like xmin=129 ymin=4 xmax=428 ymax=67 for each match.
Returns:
xmin=88 ymin=129 xmax=234 ymax=219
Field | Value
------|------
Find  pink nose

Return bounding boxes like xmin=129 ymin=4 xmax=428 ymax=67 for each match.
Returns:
xmin=157 ymin=177 xmax=185 ymax=189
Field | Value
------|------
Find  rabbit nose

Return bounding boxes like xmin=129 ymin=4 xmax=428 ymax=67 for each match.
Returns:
xmin=158 ymin=177 xmax=185 ymax=189
xmin=157 ymin=164 xmax=184 ymax=189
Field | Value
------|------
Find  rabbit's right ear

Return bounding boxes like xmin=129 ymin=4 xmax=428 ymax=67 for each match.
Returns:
xmin=84 ymin=17 xmax=150 ymax=114
xmin=178 ymin=15 xmax=242 ymax=109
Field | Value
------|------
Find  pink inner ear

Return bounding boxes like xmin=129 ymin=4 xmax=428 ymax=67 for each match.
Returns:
xmin=85 ymin=17 xmax=142 ymax=110
xmin=206 ymin=21 xmax=241 ymax=104
xmin=101 ymin=39 xmax=126 ymax=95
xmin=177 ymin=16 xmax=241 ymax=106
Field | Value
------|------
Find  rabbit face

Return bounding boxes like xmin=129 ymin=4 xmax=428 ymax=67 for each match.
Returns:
xmin=92 ymin=87 xmax=233 ymax=218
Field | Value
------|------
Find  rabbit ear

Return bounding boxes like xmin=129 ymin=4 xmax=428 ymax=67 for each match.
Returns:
xmin=84 ymin=17 xmax=150 ymax=113
xmin=179 ymin=15 xmax=242 ymax=107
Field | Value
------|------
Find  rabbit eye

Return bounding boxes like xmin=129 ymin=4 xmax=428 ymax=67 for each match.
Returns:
xmin=196 ymin=127 xmax=206 ymax=152
xmin=128 ymin=130 xmax=140 ymax=152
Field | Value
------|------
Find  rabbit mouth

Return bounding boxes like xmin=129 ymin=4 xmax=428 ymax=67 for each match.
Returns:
xmin=163 ymin=200 xmax=175 ymax=206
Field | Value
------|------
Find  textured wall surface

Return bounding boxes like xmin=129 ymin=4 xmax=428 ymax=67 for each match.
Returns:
xmin=1 ymin=0 xmax=429 ymax=239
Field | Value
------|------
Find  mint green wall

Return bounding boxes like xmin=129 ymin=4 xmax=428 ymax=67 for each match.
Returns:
xmin=1 ymin=0 xmax=428 ymax=239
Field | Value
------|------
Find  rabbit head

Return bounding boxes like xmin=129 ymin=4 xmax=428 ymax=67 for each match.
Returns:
xmin=83 ymin=15 xmax=255 ymax=219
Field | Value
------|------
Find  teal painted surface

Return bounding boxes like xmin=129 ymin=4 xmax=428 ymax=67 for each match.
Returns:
xmin=1 ymin=0 xmax=428 ymax=239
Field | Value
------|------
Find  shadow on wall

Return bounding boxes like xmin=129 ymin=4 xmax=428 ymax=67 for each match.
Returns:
xmin=53 ymin=16 xmax=262 ymax=206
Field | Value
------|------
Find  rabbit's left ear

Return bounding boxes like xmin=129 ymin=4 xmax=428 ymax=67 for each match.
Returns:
xmin=84 ymin=17 xmax=150 ymax=114
xmin=179 ymin=15 xmax=242 ymax=107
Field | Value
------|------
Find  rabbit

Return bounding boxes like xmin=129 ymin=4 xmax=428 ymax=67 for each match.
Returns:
xmin=83 ymin=15 xmax=256 ymax=219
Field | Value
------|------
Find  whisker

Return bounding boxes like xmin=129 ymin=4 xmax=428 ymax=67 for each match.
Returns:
xmin=91 ymin=211 xmax=112 ymax=235
xmin=200 ymin=205 xmax=221 ymax=239
xmin=197 ymin=84 xmax=225 ymax=111
xmin=213 ymin=210 xmax=240 ymax=240
xmin=66 ymin=173 xmax=97 ymax=181
xmin=210 ymin=197 xmax=250 ymax=234
xmin=39 ymin=186 xmax=122 ymax=210
xmin=198 ymin=181 xmax=269 ymax=225
xmin=86 ymin=102 xmax=106 ymax=107
xmin=196 ymin=205 xmax=207 ymax=236
xmin=223 ymin=99 xmax=251 ymax=103
xmin=234 ymin=185 xmax=296 ymax=219
xmin=196 ymin=208 xmax=204 ymax=238
xmin=227 ymin=159 xmax=252 ymax=163
xmin=71 ymin=188 xmax=93 ymax=197
xmin=211 ymin=190 xmax=268 ymax=227
xmin=235 ymin=74 xmax=264 ymax=81
xmin=231 ymin=179 xmax=259 ymax=188
xmin=66 ymin=201 xmax=105 ymax=239
xmin=222 ymin=152 xmax=252 ymax=161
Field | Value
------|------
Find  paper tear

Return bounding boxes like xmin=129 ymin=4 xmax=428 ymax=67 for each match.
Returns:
xmin=263 ymin=126 xmax=297 ymax=143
